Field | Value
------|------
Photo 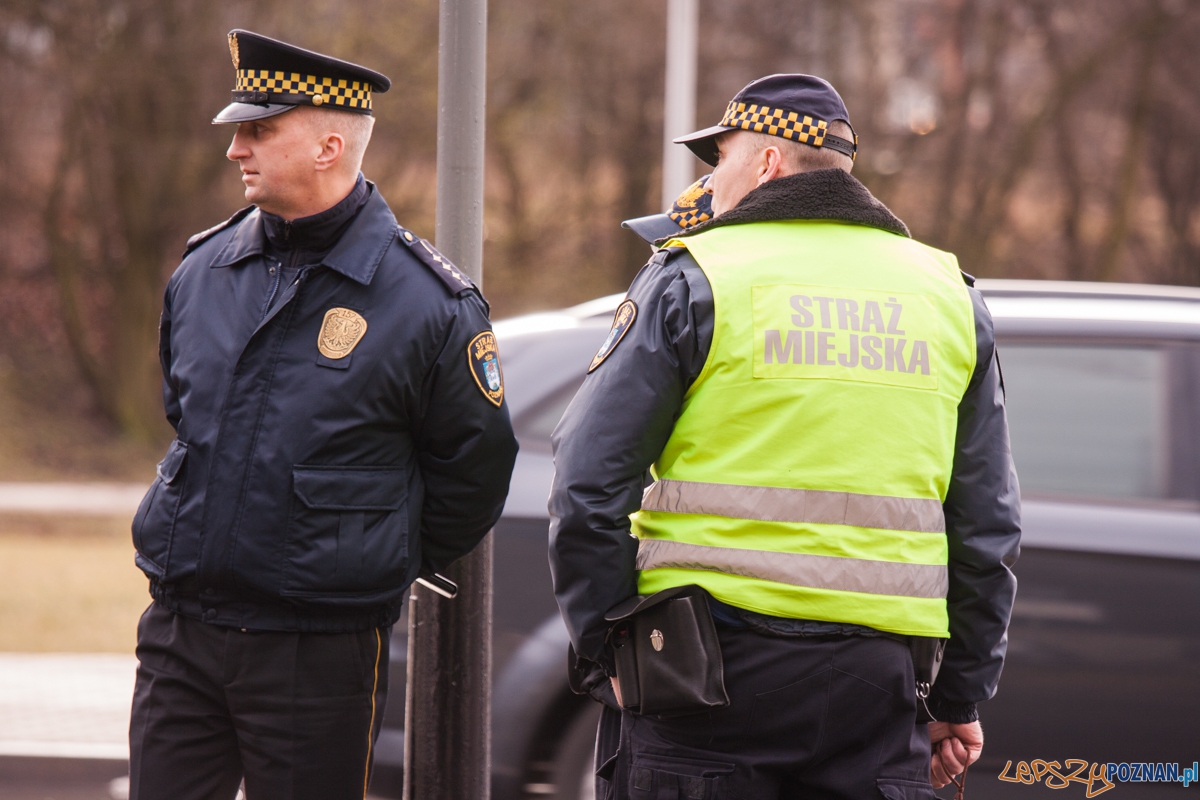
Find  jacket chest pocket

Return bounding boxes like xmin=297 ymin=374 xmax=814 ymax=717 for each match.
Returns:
xmin=282 ymin=466 xmax=409 ymax=596
xmin=132 ymin=439 xmax=188 ymax=577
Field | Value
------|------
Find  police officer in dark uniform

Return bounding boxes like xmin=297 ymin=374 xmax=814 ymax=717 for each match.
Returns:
xmin=550 ymin=74 xmax=1019 ymax=799
xmin=128 ymin=30 xmax=518 ymax=800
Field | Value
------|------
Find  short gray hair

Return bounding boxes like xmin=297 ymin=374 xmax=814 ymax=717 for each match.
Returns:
xmin=301 ymin=107 xmax=376 ymax=172
xmin=748 ymin=119 xmax=854 ymax=174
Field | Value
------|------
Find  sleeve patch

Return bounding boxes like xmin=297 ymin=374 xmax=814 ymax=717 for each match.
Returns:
xmin=468 ymin=331 xmax=505 ymax=407
xmin=588 ymin=299 xmax=638 ymax=373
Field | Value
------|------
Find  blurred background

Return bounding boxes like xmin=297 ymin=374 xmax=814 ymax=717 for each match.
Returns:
xmin=4 ymin=0 xmax=1200 ymax=456
xmin=1 ymin=0 xmax=1200 ymax=796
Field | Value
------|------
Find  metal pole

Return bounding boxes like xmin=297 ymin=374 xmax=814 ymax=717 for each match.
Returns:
xmin=403 ymin=0 xmax=490 ymax=797
xmin=661 ymin=0 xmax=699 ymax=210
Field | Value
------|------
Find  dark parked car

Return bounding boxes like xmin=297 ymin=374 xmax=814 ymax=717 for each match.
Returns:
xmin=372 ymin=280 xmax=1200 ymax=800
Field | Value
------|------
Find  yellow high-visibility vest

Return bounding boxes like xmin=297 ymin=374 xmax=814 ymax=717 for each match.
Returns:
xmin=631 ymin=219 xmax=977 ymax=637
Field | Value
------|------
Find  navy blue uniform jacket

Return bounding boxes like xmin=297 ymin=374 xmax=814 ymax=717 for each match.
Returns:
xmin=135 ymin=185 xmax=518 ymax=632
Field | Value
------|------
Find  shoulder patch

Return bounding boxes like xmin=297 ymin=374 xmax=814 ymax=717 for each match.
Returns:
xmin=467 ymin=331 xmax=504 ymax=407
xmin=398 ymin=227 xmax=478 ymax=295
xmin=183 ymin=206 xmax=254 ymax=256
xmin=588 ymin=299 xmax=638 ymax=373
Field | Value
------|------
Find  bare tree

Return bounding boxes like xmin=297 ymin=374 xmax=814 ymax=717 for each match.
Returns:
xmin=5 ymin=0 xmax=1200 ymax=443
xmin=10 ymin=0 xmax=234 ymax=439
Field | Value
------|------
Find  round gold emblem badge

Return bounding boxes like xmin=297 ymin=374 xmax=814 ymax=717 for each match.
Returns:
xmin=317 ymin=308 xmax=368 ymax=359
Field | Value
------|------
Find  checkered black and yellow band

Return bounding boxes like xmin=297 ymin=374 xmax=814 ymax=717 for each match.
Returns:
xmin=668 ymin=207 xmax=711 ymax=228
xmin=234 ymin=69 xmax=372 ymax=111
xmin=667 ymin=177 xmax=712 ymax=228
xmin=719 ymin=101 xmax=857 ymax=160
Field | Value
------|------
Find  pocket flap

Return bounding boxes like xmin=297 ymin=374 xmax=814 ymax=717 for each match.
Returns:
xmin=877 ymin=778 xmax=937 ymax=800
xmin=156 ymin=440 xmax=188 ymax=484
xmin=292 ymin=466 xmax=405 ymax=511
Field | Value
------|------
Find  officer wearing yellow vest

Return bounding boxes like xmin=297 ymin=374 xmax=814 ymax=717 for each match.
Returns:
xmin=549 ymin=74 xmax=1020 ymax=799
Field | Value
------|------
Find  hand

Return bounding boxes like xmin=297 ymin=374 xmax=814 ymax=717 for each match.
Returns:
xmin=929 ymin=721 xmax=983 ymax=789
xmin=610 ymin=676 xmax=623 ymax=707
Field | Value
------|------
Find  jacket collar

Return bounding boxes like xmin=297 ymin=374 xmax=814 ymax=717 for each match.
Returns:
xmin=208 ymin=181 xmax=397 ymax=285
xmin=260 ymin=173 xmax=369 ymax=253
xmin=668 ymin=168 xmax=910 ymax=242
xmin=318 ymin=186 xmax=397 ymax=285
xmin=209 ymin=208 xmax=266 ymax=268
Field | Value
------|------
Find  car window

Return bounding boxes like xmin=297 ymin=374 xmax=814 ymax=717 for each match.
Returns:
xmin=513 ymin=380 xmax=585 ymax=450
xmin=999 ymin=343 xmax=1169 ymax=501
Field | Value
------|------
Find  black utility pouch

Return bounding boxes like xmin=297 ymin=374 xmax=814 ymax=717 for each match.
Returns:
xmin=910 ymin=636 xmax=947 ymax=723
xmin=604 ymin=585 xmax=730 ymax=717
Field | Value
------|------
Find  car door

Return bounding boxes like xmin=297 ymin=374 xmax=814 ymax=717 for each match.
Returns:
xmin=977 ymin=336 xmax=1200 ymax=790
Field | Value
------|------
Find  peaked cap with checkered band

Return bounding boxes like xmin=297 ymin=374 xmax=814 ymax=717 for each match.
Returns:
xmin=213 ymin=30 xmax=392 ymax=124
xmin=675 ymin=74 xmax=857 ymax=167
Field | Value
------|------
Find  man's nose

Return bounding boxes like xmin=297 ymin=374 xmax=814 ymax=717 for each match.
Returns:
xmin=226 ymin=130 xmax=249 ymax=162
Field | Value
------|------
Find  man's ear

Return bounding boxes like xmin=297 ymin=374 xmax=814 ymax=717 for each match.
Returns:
xmin=314 ymin=132 xmax=346 ymax=172
xmin=757 ymin=145 xmax=785 ymax=186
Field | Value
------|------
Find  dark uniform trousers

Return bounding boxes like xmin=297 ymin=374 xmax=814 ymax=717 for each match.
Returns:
xmin=129 ymin=603 xmax=390 ymax=800
xmin=595 ymin=622 xmax=934 ymax=800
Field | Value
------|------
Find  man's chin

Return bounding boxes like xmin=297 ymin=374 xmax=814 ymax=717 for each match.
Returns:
xmin=243 ymin=186 xmax=267 ymax=207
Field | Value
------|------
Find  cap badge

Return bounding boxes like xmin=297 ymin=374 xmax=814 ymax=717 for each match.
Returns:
xmin=317 ymin=308 xmax=368 ymax=360
xmin=228 ymin=32 xmax=240 ymax=70
xmin=588 ymin=299 xmax=638 ymax=373
xmin=468 ymin=332 xmax=505 ymax=407
xmin=674 ymin=180 xmax=705 ymax=210
xmin=667 ymin=175 xmax=713 ymax=229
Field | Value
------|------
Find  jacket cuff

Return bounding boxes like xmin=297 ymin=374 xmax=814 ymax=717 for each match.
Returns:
xmin=927 ymin=699 xmax=979 ymax=724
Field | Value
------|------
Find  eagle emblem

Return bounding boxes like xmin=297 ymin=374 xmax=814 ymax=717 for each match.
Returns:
xmin=317 ymin=308 xmax=368 ymax=359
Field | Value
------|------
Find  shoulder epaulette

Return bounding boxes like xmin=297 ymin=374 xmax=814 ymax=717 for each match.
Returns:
xmin=396 ymin=226 xmax=480 ymax=297
xmin=183 ymin=206 xmax=255 ymax=256
xmin=961 ymin=270 xmax=976 ymax=287
xmin=646 ymin=245 xmax=686 ymax=269
xmin=652 ymin=245 xmax=699 ymax=274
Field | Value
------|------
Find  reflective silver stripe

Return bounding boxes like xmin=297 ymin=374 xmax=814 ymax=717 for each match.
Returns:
xmin=637 ymin=538 xmax=948 ymax=599
xmin=641 ymin=479 xmax=945 ymax=534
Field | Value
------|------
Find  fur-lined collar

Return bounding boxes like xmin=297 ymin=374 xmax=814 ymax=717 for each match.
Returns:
xmin=668 ymin=168 xmax=910 ymax=241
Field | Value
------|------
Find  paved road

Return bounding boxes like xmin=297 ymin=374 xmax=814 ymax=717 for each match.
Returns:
xmin=0 ymin=654 xmax=395 ymax=799
xmin=0 ymin=483 xmax=148 ymax=516
xmin=0 ymin=653 xmax=134 ymax=761
xmin=0 ymin=654 xmax=132 ymax=799
xmin=0 ymin=755 xmax=130 ymax=800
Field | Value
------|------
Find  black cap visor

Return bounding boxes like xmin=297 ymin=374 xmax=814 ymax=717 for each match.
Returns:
xmin=673 ymin=124 xmax=732 ymax=167
xmin=213 ymin=102 xmax=299 ymax=125
xmin=621 ymin=213 xmax=686 ymax=244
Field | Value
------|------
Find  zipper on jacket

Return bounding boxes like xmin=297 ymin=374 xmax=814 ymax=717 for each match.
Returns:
xmin=261 ymin=259 xmax=283 ymax=321
xmin=261 ymin=245 xmax=302 ymax=321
